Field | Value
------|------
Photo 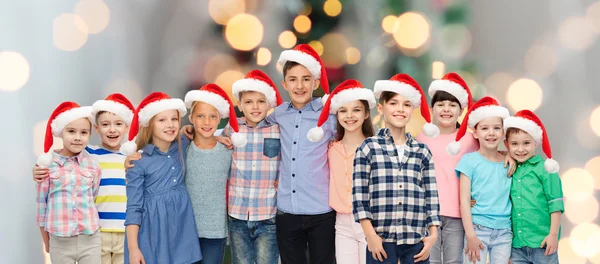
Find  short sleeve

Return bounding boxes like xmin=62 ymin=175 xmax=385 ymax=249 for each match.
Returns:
xmin=455 ymin=153 xmax=474 ymax=179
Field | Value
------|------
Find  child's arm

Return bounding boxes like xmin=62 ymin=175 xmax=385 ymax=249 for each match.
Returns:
xmin=39 ymin=227 xmax=49 ymax=253
xmin=460 ymin=173 xmax=484 ymax=264
xmin=124 ymin=162 xmax=145 ymax=262
xmin=126 ymin=225 xmax=145 ymax=264
xmin=352 ymin=144 xmax=387 ymax=261
xmin=266 ymin=109 xmax=277 ymax=124
xmin=92 ymin=165 xmax=102 ymax=198
xmin=541 ymin=171 xmax=564 ymax=255
xmin=541 ymin=212 xmax=561 ymax=256
xmin=36 ymin=173 xmax=51 ymax=252
xmin=414 ymin=149 xmax=440 ymax=261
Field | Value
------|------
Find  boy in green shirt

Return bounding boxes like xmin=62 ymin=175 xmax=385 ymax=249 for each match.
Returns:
xmin=503 ymin=109 xmax=563 ymax=264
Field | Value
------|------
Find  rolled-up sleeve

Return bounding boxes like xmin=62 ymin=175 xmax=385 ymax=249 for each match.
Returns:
xmin=36 ymin=177 xmax=50 ymax=228
xmin=352 ymin=142 xmax=372 ymax=222
xmin=543 ymin=171 xmax=564 ymax=213
xmin=125 ymin=161 xmax=145 ymax=226
xmin=421 ymin=147 xmax=441 ymax=227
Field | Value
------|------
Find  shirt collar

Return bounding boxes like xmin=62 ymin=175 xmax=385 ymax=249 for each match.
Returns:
xmin=523 ymin=154 xmax=543 ymax=165
xmin=142 ymin=141 xmax=177 ymax=156
xmin=376 ymin=128 xmax=414 ymax=145
xmin=238 ymin=117 xmax=271 ymax=129
xmin=52 ymin=150 xmax=86 ymax=166
xmin=285 ymin=98 xmax=323 ymax=112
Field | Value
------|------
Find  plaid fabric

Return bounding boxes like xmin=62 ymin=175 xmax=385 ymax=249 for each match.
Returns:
xmin=224 ymin=117 xmax=280 ymax=221
xmin=37 ymin=150 xmax=102 ymax=237
xmin=352 ymin=128 xmax=441 ymax=245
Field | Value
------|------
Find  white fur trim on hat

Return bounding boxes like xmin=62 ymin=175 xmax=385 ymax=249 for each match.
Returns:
xmin=278 ymin=50 xmax=321 ymax=78
xmin=428 ymin=79 xmax=469 ymax=108
xmin=329 ymin=88 xmax=376 ymax=113
xmin=503 ymin=116 xmax=543 ymax=143
xmin=232 ymin=78 xmax=277 ymax=107
xmin=467 ymin=105 xmax=510 ymax=128
xmin=138 ymin=99 xmax=187 ymax=127
xmin=184 ymin=90 xmax=229 ymax=118
xmin=373 ymin=80 xmax=422 ymax=107
xmin=51 ymin=106 xmax=93 ymax=137
xmin=92 ymin=100 xmax=134 ymax=125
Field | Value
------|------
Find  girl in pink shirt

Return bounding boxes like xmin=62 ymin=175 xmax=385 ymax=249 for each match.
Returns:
xmin=308 ymin=80 xmax=376 ymax=264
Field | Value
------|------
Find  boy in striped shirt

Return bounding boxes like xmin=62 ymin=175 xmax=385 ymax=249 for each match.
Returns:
xmin=34 ymin=94 xmax=135 ymax=264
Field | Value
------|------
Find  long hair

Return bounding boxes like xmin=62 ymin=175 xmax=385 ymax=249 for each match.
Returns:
xmin=430 ymin=90 xmax=462 ymax=129
xmin=334 ymin=100 xmax=375 ymax=141
xmin=134 ymin=112 xmax=185 ymax=174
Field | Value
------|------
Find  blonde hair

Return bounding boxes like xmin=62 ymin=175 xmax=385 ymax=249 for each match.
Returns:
xmin=134 ymin=112 xmax=185 ymax=174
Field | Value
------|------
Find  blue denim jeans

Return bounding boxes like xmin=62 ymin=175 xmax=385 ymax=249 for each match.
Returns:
xmin=366 ymin=242 xmax=429 ymax=264
xmin=229 ymin=216 xmax=279 ymax=264
xmin=195 ymin=237 xmax=226 ymax=264
xmin=464 ymin=224 xmax=512 ymax=264
xmin=511 ymin=246 xmax=559 ymax=264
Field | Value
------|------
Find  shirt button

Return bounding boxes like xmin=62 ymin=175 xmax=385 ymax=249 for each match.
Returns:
xmin=292 ymin=158 xmax=295 ymax=161
xmin=292 ymin=190 xmax=296 ymax=193
xmin=399 ymin=185 xmax=403 ymax=188
xmin=518 ymin=180 xmax=521 ymax=182
xmin=299 ymin=111 xmax=302 ymax=114
xmin=172 ymin=167 xmax=175 ymax=170
xmin=168 ymin=155 xmax=171 ymax=158
xmin=292 ymin=174 xmax=295 ymax=177
xmin=399 ymin=202 xmax=402 ymax=205
xmin=518 ymin=230 xmax=522 ymax=233
xmin=173 ymin=179 xmax=176 ymax=182
xmin=295 ymin=125 xmax=299 ymax=128
xmin=518 ymin=213 xmax=521 ymax=216
xmin=293 ymin=141 xmax=297 ymax=144
xmin=518 ymin=196 xmax=521 ymax=199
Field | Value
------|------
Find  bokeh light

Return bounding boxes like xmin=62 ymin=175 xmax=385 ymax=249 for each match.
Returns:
xmin=53 ymin=13 xmax=89 ymax=51
xmin=565 ymin=196 xmax=599 ymax=224
xmin=432 ymin=61 xmax=445 ymax=79
xmin=506 ymin=78 xmax=543 ymax=111
xmin=299 ymin=3 xmax=312 ymax=16
xmin=204 ymin=54 xmax=240 ymax=83
xmin=576 ymin=115 xmax=600 ymax=150
xmin=381 ymin=15 xmax=398 ymax=33
xmin=33 ymin=120 xmax=63 ymax=156
xmin=214 ymin=70 xmax=245 ymax=104
xmin=345 ymin=47 xmax=361 ymax=65
xmin=558 ymin=16 xmax=597 ymax=50
xmin=74 ymin=0 xmax=110 ymax=34
xmin=208 ymin=0 xmax=245 ymax=25
xmin=484 ymin=72 xmax=513 ymax=99
xmin=591 ymin=106 xmax=600 ymax=137
xmin=293 ymin=15 xmax=312 ymax=33
xmin=439 ymin=24 xmax=472 ymax=59
xmin=585 ymin=156 xmax=600 ymax=189
xmin=104 ymin=78 xmax=143 ymax=105
xmin=524 ymin=45 xmax=557 ymax=78
xmin=255 ymin=47 xmax=271 ymax=66
xmin=587 ymin=1 xmax=600 ymax=33
xmin=308 ymin=40 xmax=324 ymax=56
xmin=393 ymin=12 xmax=430 ymax=50
xmin=278 ymin=31 xmax=297 ymax=49
xmin=570 ymin=223 xmax=600 ymax=257
xmin=366 ymin=46 xmax=388 ymax=68
xmin=591 ymin=253 xmax=600 ymax=264
xmin=323 ymin=0 xmax=342 ymax=17
xmin=320 ymin=33 xmax=351 ymax=69
xmin=559 ymin=238 xmax=588 ymax=264
xmin=0 ymin=51 xmax=30 ymax=92
xmin=562 ymin=168 xmax=595 ymax=202
xmin=225 ymin=14 xmax=263 ymax=51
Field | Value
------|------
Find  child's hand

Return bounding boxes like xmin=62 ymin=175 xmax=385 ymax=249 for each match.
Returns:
xmin=129 ymin=248 xmax=146 ymax=264
xmin=125 ymin=153 xmax=142 ymax=170
xmin=504 ymin=154 xmax=516 ymax=177
xmin=42 ymin=232 xmax=50 ymax=253
xmin=216 ymin=136 xmax=233 ymax=150
xmin=465 ymin=234 xmax=484 ymax=264
xmin=366 ymin=232 xmax=387 ymax=262
xmin=541 ymin=233 xmax=559 ymax=256
xmin=470 ymin=199 xmax=476 ymax=208
xmin=181 ymin=125 xmax=194 ymax=140
xmin=414 ymin=234 xmax=437 ymax=262
xmin=32 ymin=165 xmax=49 ymax=183
xmin=274 ymin=180 xmax=279 ymax=188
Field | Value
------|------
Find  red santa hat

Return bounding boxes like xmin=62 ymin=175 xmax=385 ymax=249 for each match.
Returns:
xmin=504 ymin=110 xmax=559 ymax=173
xmin=447 ymin=96 xmax=510 ymax=155
xmin=374 ymin=73 xmax=439 ymax=137
xmin=232 ymin=70 xmax=283 ymax=108
xmin=184 ymin=83 xmax=246 ymax=148
xmin=278 ymin=44 xmax=330 ymax=104
xmin=307 ymin=79 xmax=376 ymax=142
xmin=37 ymin=102 xmax=93 ymax=168
xmin=428 ymin=72 xmax=474 ymax=109
xmin=120 ymin=92 xmax=187 ymax=155
xmin=91 ymin=93 xmax=136 ymax=125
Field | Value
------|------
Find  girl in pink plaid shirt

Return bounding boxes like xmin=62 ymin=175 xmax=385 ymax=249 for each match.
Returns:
xmin=36 ymin=102 xmax=103 ymax=264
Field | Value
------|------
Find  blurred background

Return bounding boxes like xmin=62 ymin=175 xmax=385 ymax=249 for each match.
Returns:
xmin=1 ymin=0 xmax=599 ymax=263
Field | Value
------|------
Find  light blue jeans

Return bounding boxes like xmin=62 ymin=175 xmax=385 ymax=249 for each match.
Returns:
xmin=511 ymin=246 xmax=559 ymax=264
xmin=464 ymin=224 xmax=512 ymax=264
xmin=430 ymin=216 xmax=464 ymax=264
xmin=228 ymin=216 xmax=279 ymax=264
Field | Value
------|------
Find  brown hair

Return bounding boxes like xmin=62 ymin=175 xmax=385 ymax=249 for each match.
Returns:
xmin=334 ymin=100 xmax=375 ymax=141
xmin=431 ymin=91 xmax=462 ymax=129
xmin=505 ymin=127 xmax=528 ymax=139
xmin=378 ymin=91 xmax=398 ymax=104
xmin=282 ymin=61 xmax=301 ymax=78
xmin=95 ymin=111 xmax=108 ymax=124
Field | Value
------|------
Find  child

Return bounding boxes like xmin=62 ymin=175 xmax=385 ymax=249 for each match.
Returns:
xmin=454 ymin=96 xmax=511 ymax=264
xmin=416 ymin=73 xmax=476 ymax=264
xmin=308 ymin=79 xmax=376 ymax=264
xmin=36 ymin=102 xmax=103 ymax=264
xmin=353 ymin=74 xmax=440 ymax=264
xmin=503 ymin=110 xmax=563 ymax=264
xmin=270 ymin=44 xmax=337 ymax=263
xmin=120 ymin=92 xmax=202 ymax=264
xmin=226 ymin=70 xmax=283 ymax=264
xmin=34 ymin=93 xmax=135 ymax=264
xmin=183 ymin=84 xmax=239 ymax=264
